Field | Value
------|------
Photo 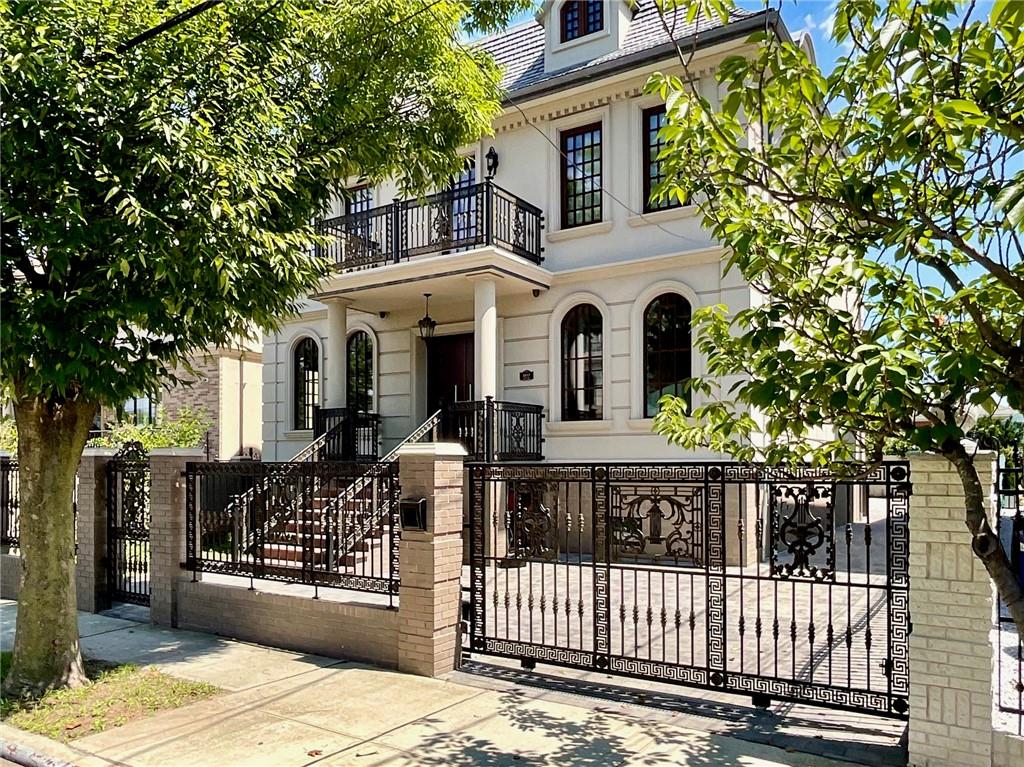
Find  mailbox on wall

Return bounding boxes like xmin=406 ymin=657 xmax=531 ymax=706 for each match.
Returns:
xmin=400 ymin=497 xmax=428 ymax=531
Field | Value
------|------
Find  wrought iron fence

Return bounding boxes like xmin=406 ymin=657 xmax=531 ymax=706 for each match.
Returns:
xmin=444 ymin=398 xmax=544 ymax=463
xmin=1 ymin=457 xmax=19 ymax=549
xmin=185 ymin=460 xmax=400 ymax=601
xmin=106 ymin=442 xmax=151 ymax=606
xmin=996 ymin=441 xmax=1024 ymax=735
xmin=313 ymin=407 xmax=380 ymax=462
xmin=466 ymin=461 xmax=911 ymax=718
xmin=317 ymin=181 xmax=544 ymax=271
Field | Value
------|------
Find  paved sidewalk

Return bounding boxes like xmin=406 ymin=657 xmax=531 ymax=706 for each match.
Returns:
xmin=1 ymin=600 xmax=856 ymax=767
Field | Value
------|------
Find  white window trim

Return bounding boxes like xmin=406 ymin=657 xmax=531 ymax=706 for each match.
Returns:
xmin=548 ymin=104 xmax=612 ymax=232
xmin=548 ymin=291 xmax=613 ymax=423
xmin=285 ymin=328 xmax=323 ymax=433
xmin=347 ymin=322 xmax=379 ymax=414
xmin=629 ymin=280 xmax=703 ymax=420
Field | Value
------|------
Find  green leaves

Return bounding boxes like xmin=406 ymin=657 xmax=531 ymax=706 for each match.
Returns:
xmin=649 ymin=0 xmax=1024 ymax=468
xmin=1 ymin=0 xmax=521 ymax=407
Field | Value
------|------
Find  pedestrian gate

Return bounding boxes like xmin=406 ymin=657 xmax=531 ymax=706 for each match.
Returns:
xmin=106 ymin=441 xmax=151 ymax=606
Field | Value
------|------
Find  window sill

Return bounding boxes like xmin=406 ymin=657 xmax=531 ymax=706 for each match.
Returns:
xmin=546 ymin=220 xmax=613 ymax=243
xmin=552 ymin=26 xmax=611 ymax=54
xmin=284 ymin=429 xmax=314 ymax=440
xmin=546 ymin=419 xmax=614 ymax=435
xmin=627 ymin=204 xmax=699 ymax=227
xmin=626 ymin=418 xmax=658 ymax=432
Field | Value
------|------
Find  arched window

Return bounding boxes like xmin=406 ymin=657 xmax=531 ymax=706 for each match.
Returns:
xmin=293 ymin=337 xmax=319 ymax=430
xmin=347 ymin=330 xmax=374 ymax=413
xmin=560 ymin=0 xmax=603 ymax=43
xmin=643 ymin=294 xmax=692 ymax=417
xmin=561 ymin=304 xmax=603 ymax=420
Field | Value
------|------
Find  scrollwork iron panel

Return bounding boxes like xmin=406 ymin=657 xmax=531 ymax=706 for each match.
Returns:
xmin=106 ymin=441 xmax=151 ymax=606
xmin=466 ymin=461 xmax=911 ymax=719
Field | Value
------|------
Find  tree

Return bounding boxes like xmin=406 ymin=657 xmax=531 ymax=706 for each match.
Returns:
xmin=647 ymin=0 xmax=1024 ymax=633
xmin=0 ymin=0 xmax=527 ymax=695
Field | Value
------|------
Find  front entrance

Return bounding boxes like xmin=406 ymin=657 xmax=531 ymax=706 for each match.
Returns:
xmin=426 ymin=332 xmax=474 ymax=438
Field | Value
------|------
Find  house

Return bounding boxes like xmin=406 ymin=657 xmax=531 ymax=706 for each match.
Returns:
xmin=94 ymin=341 xmax=262 ymax=461
xmin=260 ymin=2 xmax=807 ymax=463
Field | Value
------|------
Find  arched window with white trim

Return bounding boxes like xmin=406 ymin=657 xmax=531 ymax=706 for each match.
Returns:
xmin=643 ymin=293 xmax=692 ymax=417
xmin=347 ymin=330 xmax=374 ymax=413
xmin=560 ymin=303 xmax=603 ymax=421
xmin=293 ymin=337 xmax=319 ymax=430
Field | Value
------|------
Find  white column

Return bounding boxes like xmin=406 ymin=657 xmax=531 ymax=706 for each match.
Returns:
xmin=324 ymin=298 xmax=349 ymax=409
xmin=473 ymin=278 xmax=498 ymax=401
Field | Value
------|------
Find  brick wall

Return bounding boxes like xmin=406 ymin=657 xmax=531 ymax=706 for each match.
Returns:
xmin=162 ymin=354 xmax=221 ymax=458
xmin=908 ymin=452 xmax=997 ymax=767
xmin=175 ymin=581 xmax=400 ymax=666
xmin=397 ymin=445 xmax=465 ymax=677
xmin=0 ymin=552 xmax=20 ymax=599
xmin=993 ymin=731 xmax=1024 ymax=767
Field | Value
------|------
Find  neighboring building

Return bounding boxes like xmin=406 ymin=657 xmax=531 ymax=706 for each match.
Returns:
xmin=261 ymin=3 xmax=802 ymax=462
xmin=97 ymin=340 xmax=262 ymax=461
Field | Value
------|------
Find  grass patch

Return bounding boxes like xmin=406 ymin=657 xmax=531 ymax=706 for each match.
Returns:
xmin=1 ymin=650 xmax=218 ymax=741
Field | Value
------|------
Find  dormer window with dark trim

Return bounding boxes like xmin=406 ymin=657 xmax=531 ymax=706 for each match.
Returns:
xmin=561 ymin=0 xmax=604 ymax=43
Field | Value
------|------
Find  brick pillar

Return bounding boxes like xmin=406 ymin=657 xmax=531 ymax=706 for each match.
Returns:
xmin=397 ymin=443 xmax=466 ymax=677
xmin=908 ymin=452 xmax=997 ymax=767
xmin=75 ymin=450 xmax=115 ymax=612
xmin=149 ymin=449 xmax=204 ymax=627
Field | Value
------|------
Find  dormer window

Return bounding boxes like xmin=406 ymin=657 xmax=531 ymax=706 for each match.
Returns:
xmin=560 ymin=0 xmax=604 ymax=43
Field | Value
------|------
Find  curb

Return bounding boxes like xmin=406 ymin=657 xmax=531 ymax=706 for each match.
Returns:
xmin=1 ymin=741 xmax=77 ymax=767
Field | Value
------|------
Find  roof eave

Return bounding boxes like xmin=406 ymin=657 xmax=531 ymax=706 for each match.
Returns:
xmin=500 ymin=8 xmax=780 ymax=106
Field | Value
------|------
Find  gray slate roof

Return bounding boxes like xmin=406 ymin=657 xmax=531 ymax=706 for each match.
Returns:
xmin=477 ymin=2 xmax=762 ymax=98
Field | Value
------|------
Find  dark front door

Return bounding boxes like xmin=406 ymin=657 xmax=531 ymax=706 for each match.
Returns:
xmin=427 ymin=333 xmax=474 ymax=436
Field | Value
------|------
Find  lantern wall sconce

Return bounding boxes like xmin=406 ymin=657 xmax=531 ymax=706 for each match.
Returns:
xmin=485 ymin=147 xmax=499 ymax=179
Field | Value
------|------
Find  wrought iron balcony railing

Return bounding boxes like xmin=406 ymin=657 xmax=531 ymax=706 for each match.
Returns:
xmin=317 ymin=180 xmax=544 ymax=272
xmin=442 ymin=397 xmax=544 ymax=462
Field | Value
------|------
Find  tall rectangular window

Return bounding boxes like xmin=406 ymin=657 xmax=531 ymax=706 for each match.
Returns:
xmin=345 ymin=186 xmax=373 ymax=216
xmin=560 ymin=122 xmax=602 ymax=229
xmin=642 ymin=105 xmax=681 ymax=213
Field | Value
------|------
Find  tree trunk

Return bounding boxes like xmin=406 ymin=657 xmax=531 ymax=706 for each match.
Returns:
xmin=3 ymin=396 xmax=98 ymax=697
xmin=945 ymin=443 xmax=1024 ymax=636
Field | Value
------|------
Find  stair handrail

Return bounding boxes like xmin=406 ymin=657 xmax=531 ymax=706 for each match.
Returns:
xmin=230 ymin=418 xmax=349 ymax=557
xmin=324 ymin=409 xmax=443 ymax=568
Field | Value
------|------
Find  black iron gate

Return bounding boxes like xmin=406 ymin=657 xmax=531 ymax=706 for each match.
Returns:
xmin=466 ymin=462 xmax=911 ymax=718
xmin=106 ymin=441 xmax=151 ymax=606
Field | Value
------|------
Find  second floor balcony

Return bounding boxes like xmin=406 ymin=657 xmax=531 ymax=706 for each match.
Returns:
xmin=316 ymin=180 xmax=544 ymax=273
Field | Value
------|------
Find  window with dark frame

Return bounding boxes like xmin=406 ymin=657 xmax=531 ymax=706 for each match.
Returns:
xmin=450 ymin=156 xmax=477 ymax=246
xmin=560 ymin=0 xmax=604 ymax=43
xmin=560 ymin=304 xmax=603 ymax=421
xmin=293 ymin=337 xmax=319 ymax=430
xmin=124 ymin=395 xmax=158 ymax=425
xmin=560 ymin=122 xmax=603 ymax=229
xmin=642 ymin=104 xmax=682 ymax=212
xmin=347 ymin=330 xmax=374 ymax=414
xmin=345 ymin=186 xmax=373 ymax=216
xmin=643 ymin=293 xmax=692 ymax=418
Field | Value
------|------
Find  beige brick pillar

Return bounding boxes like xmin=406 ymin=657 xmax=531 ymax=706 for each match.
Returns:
xmin=397 ymin=443 xmax=466 ymax=677
xmin=75 ymin=450 xmax=115 ymax=612
xmin=908 ymin=452 xmax=997 ymax=767
xmin=149 ymin=449 xmax=205 ymax=627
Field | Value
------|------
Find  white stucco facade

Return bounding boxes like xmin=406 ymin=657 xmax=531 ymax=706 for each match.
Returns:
xmin=262 ymin=3 xmax=774 ymax=463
